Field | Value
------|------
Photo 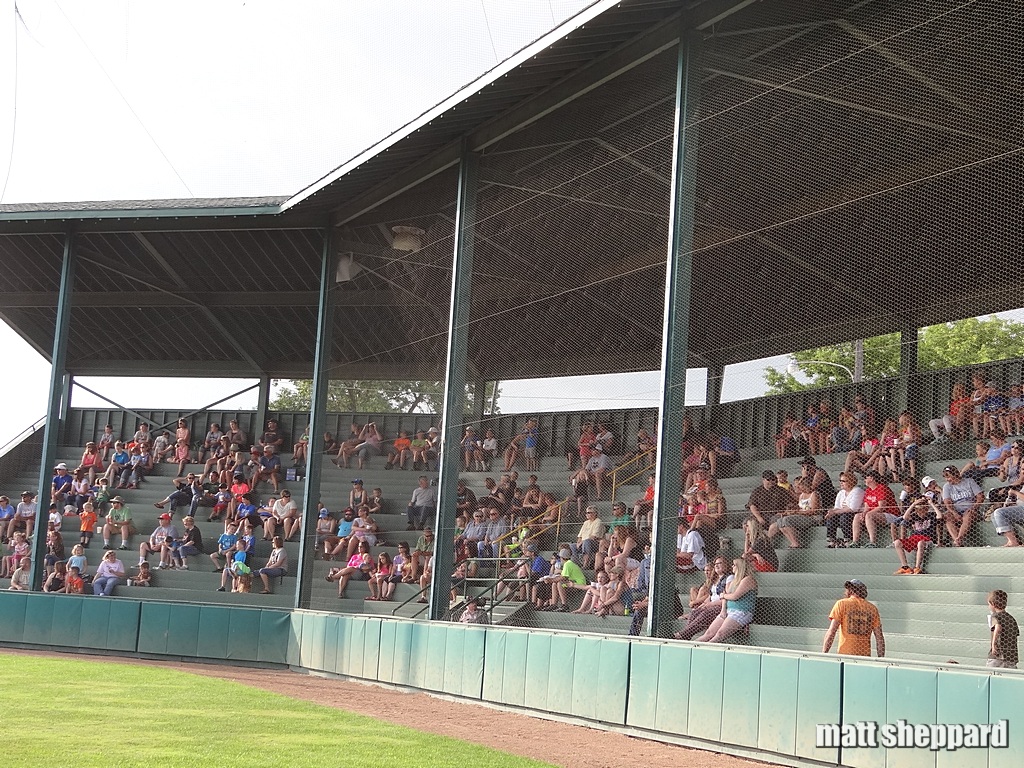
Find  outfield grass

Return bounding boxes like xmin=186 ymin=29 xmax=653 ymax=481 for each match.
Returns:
xmin=0 ymin=653 xmax=552 ymax=767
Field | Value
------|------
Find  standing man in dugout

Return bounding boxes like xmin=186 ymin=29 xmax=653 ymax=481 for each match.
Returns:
xmin=822 ymin=578 xmax=885 ymax=657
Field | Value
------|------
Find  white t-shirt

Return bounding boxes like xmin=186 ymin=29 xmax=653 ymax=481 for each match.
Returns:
xmin=676 ymin=529 xmax=706 ymax=570
xmin=833 ymin=486 xmax=864 ymax=511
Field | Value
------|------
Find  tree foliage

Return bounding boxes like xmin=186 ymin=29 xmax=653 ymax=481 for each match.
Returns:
xmin=269 ymin=379 xmax=501 ymax=415
xmin=765 ymin=316 xmax=1024 ymax=393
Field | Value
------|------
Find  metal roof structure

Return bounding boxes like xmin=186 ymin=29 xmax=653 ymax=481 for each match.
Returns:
xmin=0 ymin=0 xmax=1021 ymax=382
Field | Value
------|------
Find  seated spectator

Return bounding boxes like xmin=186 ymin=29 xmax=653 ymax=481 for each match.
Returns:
xmin=251 ymin=445 xmax=282 ymax=493
xmin=767 ymin=476 xmax=819 ymax=549
xmin=851 ymin=393 xmax=877 ymax=438
xmin=829 ymin=406 xmax=858 ymax=453
xmin=92 ymin=549 xmax=126 ymax=596
xmin=963 ymin=430 xmax=1011 ymax=481
xmin=798 ymin=456 xmax=836 ymax=506
xmin=119 ymin=445 xmax=151 ymax=489
xmin=165 ymin=515 xmax=203 ymax=570
xmin=44 ymin=523 xmax=65 ymax=573
xmin=1001 ymin=385 xmax=1024 ymax=436
xmin=801 ymin=403 xmax=826 ymax=456
xmin=67 ymin=468 xmax=92 ymax=513
xmin=676 ymin=516 xmax=711 ymax=573
xmin=258 ymin=535 xmax=289 ymax=594
xmin=775 ymin=412 xmax=805 ymax=459
xmin=409 ymin=526 xmax=435 ymax=580
xmin=746 ymin=470 xmax=795 ymax=526
xmin=572 ymin=505 xmax=606 ymax=569
xmin=325 ymin=540 xmax=373 ymax=599
xmin=8 ymin=554 xmax=31 ymax=591
xmin=743 ymin=517 xmax=778 ymax=573
xmin=844 ymin=428 xmax=882 ymax=478
xmin=825 ymin=473 xmax=863 ymax=548
xmin=366 ymin=486 xmax=384 ymax=517
xmin=210 ymin=522 xmax=239 ymax=572
xmin=594 ymin=565 xmax=627 ymax=618
xmin=545 ymin=547 xmax=588 ymax=612
xmin=78 ymin=441 xmax=105 ymax=484
xmin=630 ymin=473 xmax=656 ymax=530
xmin=65 ymin=543 xmax=87 ymax=581
xmin=7 ymin=491 xmax=36 ymax=540
xmin=0 ymin=495 xmax=14 ymax=537
xmin=476 ymin=506 xmax=508 ymax=562
xmin=708 ymin=432 xmax=740 ymax=477
xmin=273 ymin=490 xmax=301 ymax=542
xmin=409 ymin=430 xmax=430 ymax=471
xmin=849 ymin=471 xmax=899 ymax=548
xmin=366 ymin=552 xmax=394 ymax=601
xmin=633 ymin=427 xmax=657 ymax=460
xmin=887 ymin=411 xmax=922 ymax=482
xmin=224 ymin=419 xmax=247 ymax=453
xmin=593 ymin=423 xmax=614 ymax=454
xmin=584 ymin=444 xmax=613 ymax=501
xmin=104 ymin=442 xmax=130 ymax=486
xmin=101 ymin=496 xmax=133 ymax=550
xmin=928 ymin=382 xmax=972 ymax=443
xmin=388 ymin=430 xmax=413 ymax=470
xmin=257 ymin=419 xmax=284 ymax=452
xmin=998 ymin=440 xmax=1024 ymax=486
xmin=894 ymin=485 xmax=939 ymax=574
xmin=44 ymin=560 xmax=68 ymax=593
xmin=139 ymin=513 xmax=179 ymax=569
xmin=127 ymin=560 xmax=153 ymax=587
xmin=197 ymin=422 xmax=224 ymax=464
xmin=322 ymin=508 xmax=356 ymax=561
xmin=51 ymin=463 xmax=73 ymax=505
xmin=991 ymin=485 xmax=1024 ymax=547
xmin=97 ymin=424 xmax=116 ymax=462
xmin=406 ymin=475 xmax=436 ymax=531
xmin=596 ymin=523 xmax=642 ymax=574
xmin=574 ymin=570 xmax=610 ymax=615
xmin=479 ymin=429 xmax=498 ymax=471
xmin=352 ymin=422 xmax=382 ymax=470
xmin=941 ymin=465 xmax=984 ymax=547
xmin=459 ymin=428 xmax=480 ymax=472
xmin=675 ymin=555 xmax=734 ymax=641
xmin=346 ymin=504 xmax=379 ymax=557
xmin=1 ymin=531 xmax=30 ymax=579
xmin=215 ymin=539 xmax=251 ymax=592
xmin=313 ymin=506 xmax=336 ymax=548
xmin=151 ymin=430 xmax=173 ymax=464
xmin=698 ymin=557 xmax=757 ymax=643
xmin=292 ymin=424 xmax=310 ymax=467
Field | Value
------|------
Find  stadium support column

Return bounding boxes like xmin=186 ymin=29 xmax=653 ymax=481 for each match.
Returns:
xmin=429 ymin=140 xmax=478 ymax=620
xmin=897 ymin=323 xmax=919 ymax=413
xmin=32 ymin=231 xmax=76 ymax=590
xmin=255 ymin=375 xmax=271 ymax=442
xmin=648 ymin=29 xmax=701 ymax=638
xmin=296 ymin=227 xmax=336 ymax=608
xmin=705 ymin=361 xmax=724 ymax=430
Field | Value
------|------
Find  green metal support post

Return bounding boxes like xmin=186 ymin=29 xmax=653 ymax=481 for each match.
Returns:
xmin=31 ymin=231 xmax=77 ymax=590
xmin=705 ymin=361 xmax=724 ymax=430
xmin=296 ymin=227 xmax=336 ymax=608
xmin=898 ymin=324 xmax=919 ymax=414
xmin=429 ymin=140 xmax=478 ymax=620
xmin=254 ymin=375 xmax=270 ymax=444
xmin=648 ymin=29 xmax=701 ymax=638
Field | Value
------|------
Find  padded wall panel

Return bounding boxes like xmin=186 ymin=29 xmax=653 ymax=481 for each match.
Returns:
xmin=842 ymin=662 xmax=888 ymax=768
xmin=524 ymin=632 xmax=552 ymax=711
xmin=935 ymin=671 xmax=989 ymax=768
xmin=392 ymin=620 xmax=413 ymax=687
xmin=570 ymin=636 xmax=603 ymax=720
xmin=196 ymin=606 xmax=230 ymax=659
xmin=795 ymin=657 xmax=841 ymax=764
xmin=626 ymin=642 xmax=660 ymax=730
xmin=322 ymin=614 xmax=340 ymax=675
xmin=482 ymin=627 xmax=506 ymax=702
xmin=21 ymin=593 xmax=54 ymax=646
xmin=286 ymin=611 xmax=303 ymax=667
xmin=501 ymin=630 xmax=529 ymax=707
xmin=377 ymin=619 xmax=396 ymax=683
xmin=407 ymin=621 xmax=429 ymax=690
xmin=55 ymin=595 xmax=84 ymax=649
xmin=886 ymin=667 xmax=937 ymax=768
xmin=757 ymin=654 xmax=799 ymax=756
xmin=423 ymin=623 xmax=448 ymax=692
xmin=988 ymin=674 xmax=1024 ymax=768
xmin=461 ymin=626 xmax=486 ymax=700
xmin=722 ymin=650 xmax=761 ymax=748
xmin=308 ymin=613 xmax=328 ymax=673
xmin=547 ymin=634 xmax=577 ymax=715
xmin=257 ymin=609 xmax=290 ymax=665
xmin=77 ymin=597 xmax=110 ymax=649
xmin=363 ymin=618 xmax=381 ymax=682
xmin=0 ymin=593 xmax=27 ymax=642
xmin=593 ymin=639 xmax=629 ymax=726
xmin=106 ymin=600 xmax=141 ymax=651
xmin=349 ymin=618 xmax=367 ymax=678
xmin=166 ymin=604 xmax=201 ymax=659
xmin=226 ymin=608 xmax=262 ymax=661
xmin=138 ymin=602 xmax=172 ymax=655
xmin=687 ymin=646 xmax=726 ymax=741
xmin=442 ymin=624 xmax=467 ymax=696
xmin=655 ymin=642 xmax=690 ymax=735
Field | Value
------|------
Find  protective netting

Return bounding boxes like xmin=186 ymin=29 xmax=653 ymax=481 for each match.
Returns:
xmin=14 ymin=0 xmax=1024 ymax=668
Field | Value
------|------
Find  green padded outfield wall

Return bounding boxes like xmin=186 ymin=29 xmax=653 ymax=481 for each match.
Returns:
xmin=1 ymin=595 xmax=1020 ymax=768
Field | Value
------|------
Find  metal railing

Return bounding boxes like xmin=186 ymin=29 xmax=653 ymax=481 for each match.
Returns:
xmin=610 ymin=448 xmax=655 ymax=502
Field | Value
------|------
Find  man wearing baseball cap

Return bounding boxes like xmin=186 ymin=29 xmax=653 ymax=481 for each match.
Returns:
xmin=139 ymin=513 xmax=180 ymax=569
xmin=823 ymin=579 xmax=885 ymax=657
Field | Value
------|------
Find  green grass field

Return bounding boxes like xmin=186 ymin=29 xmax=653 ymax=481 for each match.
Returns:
xmin=0 ymin=653 xmax=552 ymax=767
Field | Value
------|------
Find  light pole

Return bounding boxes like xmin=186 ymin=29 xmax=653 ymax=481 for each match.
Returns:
xmin=787 ymin=360 xmax=856 ymax=382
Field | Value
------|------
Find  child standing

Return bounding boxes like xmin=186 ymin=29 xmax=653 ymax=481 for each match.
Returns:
xmin=79 ymin=502 xmax=98 ymax=548
xmin=988 ymin=589 xmax=1019 ymax=669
